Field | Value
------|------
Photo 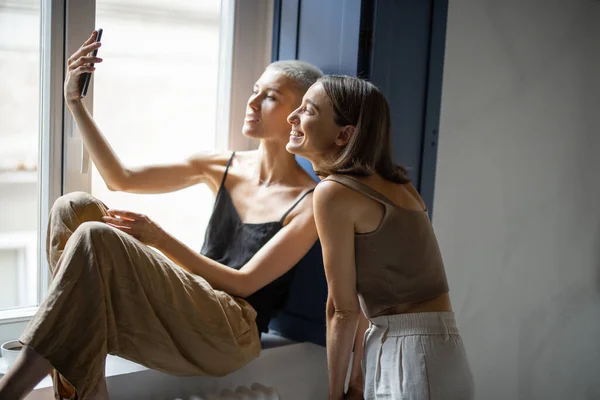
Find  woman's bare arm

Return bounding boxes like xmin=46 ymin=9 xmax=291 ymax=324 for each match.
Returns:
xmin=64 ymin=31 xmax=214 ymax=194
xmin=347 ymin=309 xmax=369 ymax=395
xmin=105 ymin=193 xmax=318 ymax=298
xmin=314 ymin=181 xmax=361 ymax=400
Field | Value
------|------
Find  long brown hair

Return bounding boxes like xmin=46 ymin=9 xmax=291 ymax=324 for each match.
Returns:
xmin=317 ymin=75 xmax=410 ymax=183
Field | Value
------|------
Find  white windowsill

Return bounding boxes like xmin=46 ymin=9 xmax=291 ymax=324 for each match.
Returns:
xmin=0 ymin=333 xmax=296 ymax=378
xmin=0 ymin=307 xmax=37 ymax=325
xmin=0 ymin=354 xmax=147 ymax=387
xmin=0 ymin=341 xmax=328 ymax=399
xmin=0 ymin=171 xmax=37 ymax=184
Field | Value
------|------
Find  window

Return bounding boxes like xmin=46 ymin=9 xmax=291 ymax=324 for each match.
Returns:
xmin=0 ymin=0 xmax=64 ymax=338
xmin=0 ymin=0 xmax=273 ymax=341
xmin=0 ymin=234 xmax=37 ymax=309
xmin=0 ymin=0 xmax=43 ymax=312
xmin=90 ymin=0 xmax=223 ymax=249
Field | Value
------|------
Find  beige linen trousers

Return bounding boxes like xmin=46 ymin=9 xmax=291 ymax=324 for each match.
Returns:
xmin=20 ymin=192 xmax=261 ymax=399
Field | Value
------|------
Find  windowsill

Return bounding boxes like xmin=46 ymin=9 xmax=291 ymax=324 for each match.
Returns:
xmin=0 ymin=353 xmax=147 ymax=388
xmin=0 ymin=333 xmax=297 ymax=378
xmin=0 ymin=171 xmax=37 ymax=184
xmin=0 ymin=307 xmax=37 ymax=325
xmin=0 ymin=337 xmax=328 ymax=399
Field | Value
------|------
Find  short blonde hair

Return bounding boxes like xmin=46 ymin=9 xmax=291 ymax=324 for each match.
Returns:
xmin=267 ymin=60 xmax=323 ymax=93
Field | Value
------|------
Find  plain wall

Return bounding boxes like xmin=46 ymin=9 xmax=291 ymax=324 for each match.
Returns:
xmin=434 ymin=0 xmax=600 ymax=399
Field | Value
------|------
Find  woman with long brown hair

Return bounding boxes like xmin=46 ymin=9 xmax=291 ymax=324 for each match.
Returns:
xmin=286 ymin=75 xmax=474 ymax=400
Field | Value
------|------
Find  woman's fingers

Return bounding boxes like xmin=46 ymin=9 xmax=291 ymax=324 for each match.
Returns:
xmin=103 ymin=211 xmax=160 ymax=246
xmin=73 ymin=65 xmax=96 ymax=75
xmin=63 ymin=33 xmax=102 ymax=101
xmin=105 ymin=223 xmax=140 ymax=240
xmin=107 ymin=209 xmax=145 ymax=221
xmin=67 ymin=42 xmax=101 ymax=67
xmin=66 ymin=30 xmax=100 ymax=67
xmin=69 ymin=56 xmax=103 ymax=70
xmin=80 ymin=41 xmax=101 ymax=56
xmin=103 ymin=218 xmax=141 ymax=240
xmin=102 ymin=216 xmax=137 ymax=227
xmin=83 ymin=30 xmax=99 ymax=46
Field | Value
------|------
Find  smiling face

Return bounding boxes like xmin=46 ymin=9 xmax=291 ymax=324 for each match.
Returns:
xmin=286 ymin=81 xmax=354 ymax=166
xmin=242 ymin=68 xmax=302 ymax=144
xmin=286 ymin=75 xmax=409 ymax=183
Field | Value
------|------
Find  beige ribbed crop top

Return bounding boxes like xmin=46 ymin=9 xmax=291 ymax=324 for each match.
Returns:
xmin=323 ymin=175 xmax=449 ymax=318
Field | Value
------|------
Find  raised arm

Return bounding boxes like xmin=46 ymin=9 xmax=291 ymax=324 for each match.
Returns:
xmin=313 ymin=181 xmax=361 ymax=400
xmin=64 ymin=31 xmax=213 ymax=194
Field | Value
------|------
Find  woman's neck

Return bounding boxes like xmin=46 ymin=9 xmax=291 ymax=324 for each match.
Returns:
xmin=308 ymin=152 xmax=338 ymax=178
xmin=254 ymin=141 xmax=299 ymax=186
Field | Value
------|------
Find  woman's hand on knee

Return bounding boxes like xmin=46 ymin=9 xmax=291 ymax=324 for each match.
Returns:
xmin=102 ymin=209 xmax=165 ymax=247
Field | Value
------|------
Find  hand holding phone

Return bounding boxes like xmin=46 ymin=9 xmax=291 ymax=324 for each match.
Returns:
xmin=81 ymin=28 xmax=103 ymax=97
xmin=64 ymin=29 xmax=103 ymax=102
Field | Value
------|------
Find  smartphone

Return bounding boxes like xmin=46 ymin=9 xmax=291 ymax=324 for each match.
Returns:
xmin=80 ymin=28 xmax=103 ymax=98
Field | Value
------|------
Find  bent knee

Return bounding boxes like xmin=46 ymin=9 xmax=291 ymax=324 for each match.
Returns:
xmin=54 ymin=191 xmax=95 ymax=207
xmin=56 ymin=222 xmax=119 ymax=276
xmin=51 ymin=192 xmax=105 ymax=219
xmin=69 ymin=222 xmax=123 ymax=258
xmin=75 ymin=221 xmax=115 ymax=238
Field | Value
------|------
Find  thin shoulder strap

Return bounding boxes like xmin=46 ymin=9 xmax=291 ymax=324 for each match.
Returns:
xmin=219 ymin=151 xmax=236 ymax=189
xmin=323 ymin=175 xmax=394 ymax=207
xmin=279 ymin=188 xmax=316 ymax=224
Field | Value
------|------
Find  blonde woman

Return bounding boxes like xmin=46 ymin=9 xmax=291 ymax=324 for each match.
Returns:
xmin=0 ymin=31 xmax=323 ymax=400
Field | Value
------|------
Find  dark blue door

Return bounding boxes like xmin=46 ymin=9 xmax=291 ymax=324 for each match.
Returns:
xmin=273 ymin=0 xmax=447 ymax=211
xmin=269 ymin=0 xmax=448 ymax=344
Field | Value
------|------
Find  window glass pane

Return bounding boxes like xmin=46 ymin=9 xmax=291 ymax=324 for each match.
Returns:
xmin=0 ymin=0 xmax=41 ymax=311
xmin=92 ymin=0 xmax=222 ymax=250
xmin=0 ymin=249 xmax=19 ymax=308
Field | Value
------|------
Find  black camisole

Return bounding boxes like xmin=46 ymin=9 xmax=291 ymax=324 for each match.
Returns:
xmin=200 ymin=152 xmax=315 ymax=334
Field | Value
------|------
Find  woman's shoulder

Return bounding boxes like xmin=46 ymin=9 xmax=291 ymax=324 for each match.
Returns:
xmin=185 ymin=151 xmax=236 ymax=190
xmin=315 ymin=174 xmax=416 ymax=213
xmin=187 ymin=150 xmax=234 ymax=169
xmin=314 ymin=177 xmax=361 ymax=211
xmin=316 ymin=174 xmax=373 ymax=197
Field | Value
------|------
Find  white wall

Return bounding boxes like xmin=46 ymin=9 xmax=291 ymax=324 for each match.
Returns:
xmin=434 ymin=0 xmax=600 ymax=399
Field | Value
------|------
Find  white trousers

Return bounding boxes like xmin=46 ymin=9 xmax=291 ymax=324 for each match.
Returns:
xmin=363 ymin=312 xmax=474 ymax=400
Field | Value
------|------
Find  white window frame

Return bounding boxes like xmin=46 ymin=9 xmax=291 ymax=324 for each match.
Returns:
xmin=0 ymin=0 xmax=66 ymax=343
xmin=217 ymin=0 xmax=274 ymax=151
xmin=39 ymin=0 xmax=67 ymax=298
xmin=0 ymin=0 xmax=273 ymax=343
xmin=62 ymin=0 xmax=96 ymax=195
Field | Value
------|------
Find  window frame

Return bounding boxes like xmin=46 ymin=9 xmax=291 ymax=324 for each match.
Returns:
xmin=0 ymin=0 xmax=66 ymax=342
xmin=220 ymin=0 xmax=274 ymax=151
xmin=0 ymin=0 xmax=273 ymax=343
